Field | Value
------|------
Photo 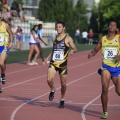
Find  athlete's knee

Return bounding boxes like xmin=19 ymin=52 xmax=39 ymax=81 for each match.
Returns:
xmin=37 ymin=50 xmax=40 ymax=54
xmin=61 ymin=82 xmax=66 ymax=88
xmin=0 ymin=62 xmax=5 ymax=66
xmin=47 ymin=77 xmax=53 ymax=83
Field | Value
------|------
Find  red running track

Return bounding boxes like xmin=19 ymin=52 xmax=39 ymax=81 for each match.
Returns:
xmin=0 ymin=50 xmax=120 ymax=120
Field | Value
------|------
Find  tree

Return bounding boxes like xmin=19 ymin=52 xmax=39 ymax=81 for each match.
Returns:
xmin=89 ymin=2 xmax=99 ymax=33
xmin=38 ymin=0 xmax=88 ymax=37
xmin=98 ymin=0 xmax=120 ymax=32
xmin=73 ymin=0 xmax=88 ymax=31
xmin=38 ymin=0 xmax=73 ymax=22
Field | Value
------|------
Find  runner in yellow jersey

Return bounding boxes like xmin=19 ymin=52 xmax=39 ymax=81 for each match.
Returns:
xmin=0 ymin=10 xmax=13 ymax=92
xmin=88 ymin=21 xmax=120 ymax=119
xmin=44 ymin=21 xmax=77 ymax=108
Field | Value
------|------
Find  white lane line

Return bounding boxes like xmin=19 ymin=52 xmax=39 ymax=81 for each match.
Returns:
xmin=6 ymin=58 xmax=101 ymax=75
xmin=68 ymin=59 xmax=100 ymax=69
xmin=1 ymin=98 xmax=119 ymax=107
xmin=81 ymin=85 xmax=114 ymax=120
xmin=2 ymin=75 xmax=46 ymax=90
xmin=7 ymin=66 xmax=41 ymax=75
xmin=2 ymin=75 xmax=47 ymax=89
xmin=10 ymin=71 xmax=97 ymax=120
xmin=6 ymin=51 xmax=101 ymax=75
xmin=3 ymin=59 xmax=101 ymax=90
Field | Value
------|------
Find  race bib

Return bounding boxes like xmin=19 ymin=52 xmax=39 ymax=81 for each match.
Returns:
xmin=104 ymin=47 xmax=117 ymax=60
xmin=52 ymin=50 xmax=64 ymax=61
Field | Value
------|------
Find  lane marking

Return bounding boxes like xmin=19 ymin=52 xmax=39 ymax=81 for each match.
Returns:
xmin=0 ymin=98 xmax=119 ymax=107
xmin=81 ymin=85 xmax=114 ymax=120
xmin=2 ymin=75 xmax=46 ymax=90
xmin=10 ymin=71 xmax=97 ymax=120
xmin=3 ymin=59 xmax=101 ymax=90
xmin=6 ymin=52 xmax=101 ymax=75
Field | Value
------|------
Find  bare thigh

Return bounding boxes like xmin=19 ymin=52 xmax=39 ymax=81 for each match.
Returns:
xmin=34 ymin=45 xmax=40 ymax=54
xmin=112 ymin=76 xmax=120 ymax=95
xmin=47 ymin=68 xmax=56 ymax=81
xmin=0 ymin=53 xmax=7 ymax=64
xmin=101 ymin=70 xmax=111 ymax=90
xmin=29 ymin=45 xmax=35 ymax=54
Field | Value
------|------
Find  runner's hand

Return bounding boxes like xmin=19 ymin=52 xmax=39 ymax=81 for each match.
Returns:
xmin=7 ymin=42 xmax=13 ymax=49
xmin=114 ymin=55 xmax=120 ymax=61
xmin=44 ymin=43 xmax=48 ymax=46
xmin=88 ymin=53 xmax=93 ymax=59
xmin=69 ymin=50 xmax=73 ymax=56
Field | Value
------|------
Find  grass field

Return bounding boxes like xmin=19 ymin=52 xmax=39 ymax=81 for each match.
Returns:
xmin=7 ymin=44 xmax=96 ymax=64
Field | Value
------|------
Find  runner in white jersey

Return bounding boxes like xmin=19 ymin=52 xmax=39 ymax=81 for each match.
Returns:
xmin=27 ymin=25 xmax=40 ymax=65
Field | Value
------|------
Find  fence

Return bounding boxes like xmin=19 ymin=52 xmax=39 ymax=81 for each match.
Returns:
xmin=11 ymin=17 xmax=57 ymax=50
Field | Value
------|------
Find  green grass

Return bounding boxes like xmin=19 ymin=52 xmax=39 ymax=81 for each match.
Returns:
xmin=7 ymin=44 xmax=96 ymax=64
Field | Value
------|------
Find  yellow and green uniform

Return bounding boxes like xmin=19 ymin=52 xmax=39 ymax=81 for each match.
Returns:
xmin=49 ymin=35 xmax=69 ymax=75
xmin=5 ymin=31 xmax=10 ymax=54
xmin=98 ymin=34 xmax=120 ymax=77
xmin=102 ymin=34 xmax=120 ymax=67
xmin=0 ymin=21 xmax=7 ymax=53
xmin=4 ymin=31 xmax=9 ymax=47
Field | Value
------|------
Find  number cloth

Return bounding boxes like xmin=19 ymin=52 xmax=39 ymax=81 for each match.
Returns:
xmin=102 ymin=34 xmax=120 ymax=67
xmin=50 ymin=35 xmax=69 ymax=68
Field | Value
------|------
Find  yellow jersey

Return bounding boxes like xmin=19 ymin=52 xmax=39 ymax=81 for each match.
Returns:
xmin=4 ymin=31 xmax=9 ymax=46
xmin=0 ymin=21 xmax=7 ymax=46
xmin=102 ymin=34 xmax=120 ymax=67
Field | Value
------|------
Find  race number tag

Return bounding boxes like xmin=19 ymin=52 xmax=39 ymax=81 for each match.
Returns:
xmin=104 ymin=47 xmax=117 ymax=59
xmin=0 ymin=33 xmax=4 ymax=43
xmin=52 ymin=50 xmax=64 ymax=61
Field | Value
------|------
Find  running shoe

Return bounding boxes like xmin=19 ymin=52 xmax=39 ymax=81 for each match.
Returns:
xmin=59 ymin=100 xmax=64 ymax=108
xmin=27 ymin=62 xmax=34 ymax=65
xmin=32 ymin=61 xmax=38 ymax=65
xmin=101 ymin=112 xmax=108 ymax=119
xmin=47 ymin=61 xmax=50 ymax=64
xmin=0 ymin=88 xmax=2 ymax=93
xmin=1 ymin=74 xmax=6 ymax=84
xmin=43 ymin=62 xmax=45 ymax=65
xmin=49 ymin=90 xmax=55 ymax=101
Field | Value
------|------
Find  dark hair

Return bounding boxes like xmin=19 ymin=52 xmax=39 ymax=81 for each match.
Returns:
xmin=56 ymin=21 xmax=65 ymax=27
xmin=108 ymin=20 xmax=117 ymax=27
xmin=1 ymin=18 xmax=7 ymax=23
xmin=31 ymin=25 xmax=38 ymax=32
xmin=38 ymin=24 xmax=42 ymax=29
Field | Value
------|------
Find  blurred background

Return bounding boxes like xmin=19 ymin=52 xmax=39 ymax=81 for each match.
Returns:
xmin=1 ymin=0 xmax=120 ymax=50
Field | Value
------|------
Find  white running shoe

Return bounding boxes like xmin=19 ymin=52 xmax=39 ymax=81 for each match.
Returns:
xmin=47 ymin=61 xmax=50 ymax=64
xmin=32 ymin=61 xmax=38 ymax=65
xmin=43 ymin=62 xmax=45 ymax=65
xmin=27 ymin=62 xmax=34 ymax=65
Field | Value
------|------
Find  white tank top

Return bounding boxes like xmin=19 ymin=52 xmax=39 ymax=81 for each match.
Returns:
xmin=29 ymin=31 xmax=38 ymax=43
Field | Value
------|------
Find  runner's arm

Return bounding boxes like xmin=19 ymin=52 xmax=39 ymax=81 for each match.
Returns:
xmin=44 ymin=38 xmax=55 ymax=62
xmin=88 ymin=38 xmax=102 ymax=59
xmin=6 ymin=23 xmax=13 ymax=49
xmin=38 ymin=34 xmax=47 ymax=46
xmin=114 ymin=36 xmax=120 ymax=61
xmin=68 ymin=36 xmax=77 ymax=55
